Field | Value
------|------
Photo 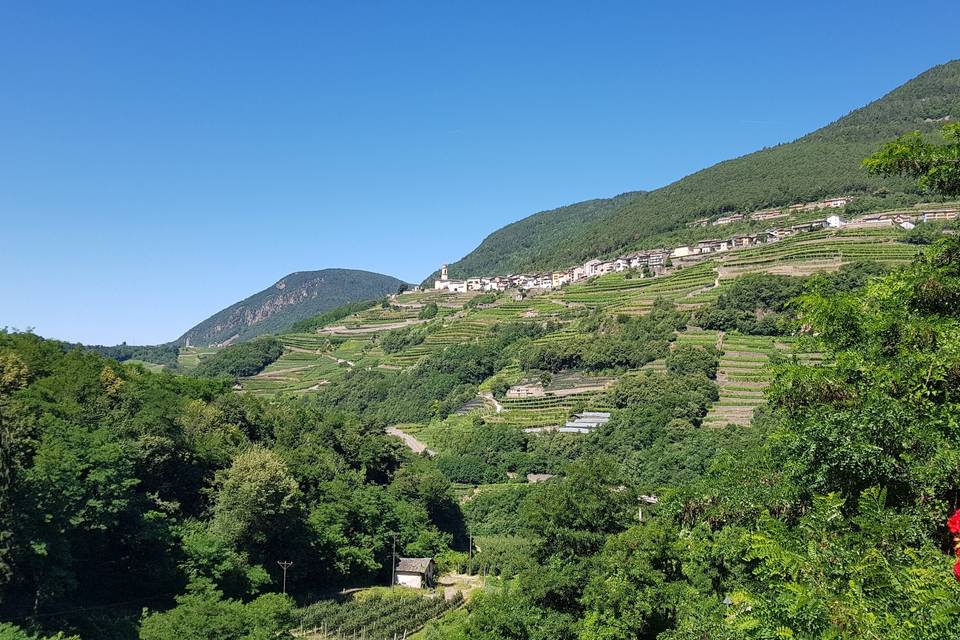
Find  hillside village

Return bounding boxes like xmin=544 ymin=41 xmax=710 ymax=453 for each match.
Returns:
xmin=432 ymin=197 xmax=958 ymax=293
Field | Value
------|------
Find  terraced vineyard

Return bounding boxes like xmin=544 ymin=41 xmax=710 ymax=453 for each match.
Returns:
xmin=384 ymin=318 xmax=495 ymax=365
xmin=703 ymin=333 xmax=822 ymax=428
xmin=176 ymin=345 xmax=220 ymax=371
xmin=717 ymin=227 xmax=920 ymax=275
xmin=298 ymin=590 xmax=463 ymax=640
xmin=240 ymin=334 xmax=383 ymax=395
xmin=490 ymin=388 xmax=613 ymax=429
xmin=555 ymin=261 xmax=718 ymax=313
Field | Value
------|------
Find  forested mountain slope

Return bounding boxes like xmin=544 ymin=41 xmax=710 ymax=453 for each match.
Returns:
xmin=439 ymin=60 xmax=960 ymax=279
xmin=176 ymin=269 xmax=406 ymax=346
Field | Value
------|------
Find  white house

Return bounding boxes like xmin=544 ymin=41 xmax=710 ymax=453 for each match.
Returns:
xmin=826 ymin=214 xmax=843 ymax=228
xmin=395 ymin=557 xmax=435 ymax=589
xmin=671 ymin=245 xmax=693 ymax=258
xmin=583 ymin=259 xmax=602 ymax=277
xmin=434 ymin=264 xmax=467 ymax=292
xmin=446 ymin=281 xmax=467 ymax=293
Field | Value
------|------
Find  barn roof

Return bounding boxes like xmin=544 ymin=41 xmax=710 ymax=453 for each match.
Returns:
xmin=396 ymin=557 xmax=433 ymax=573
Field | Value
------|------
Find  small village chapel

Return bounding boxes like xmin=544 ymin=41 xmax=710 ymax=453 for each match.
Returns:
xmin=395 ymin=557 xmax=436 ymax=589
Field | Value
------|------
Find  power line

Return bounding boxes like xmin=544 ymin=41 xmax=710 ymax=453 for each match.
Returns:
xmin=4 ymin=592 xmax=174 ymax=621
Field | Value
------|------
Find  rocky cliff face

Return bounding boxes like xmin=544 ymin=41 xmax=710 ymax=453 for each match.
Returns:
xmin=177 ymin=269 xmax=407 ymax=346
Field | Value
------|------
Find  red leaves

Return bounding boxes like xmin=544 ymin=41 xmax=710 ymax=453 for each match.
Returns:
xmin=949 ymin=509 xmax=960 ymax=583
xmin=948 ymin=508 xmax=960 ymax=535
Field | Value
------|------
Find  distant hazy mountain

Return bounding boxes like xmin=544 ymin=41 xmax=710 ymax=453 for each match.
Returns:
xmin=434 ymin=60 xmax=960 ymax=281
xmin=177 ymin=269 xmax=406 ymax=346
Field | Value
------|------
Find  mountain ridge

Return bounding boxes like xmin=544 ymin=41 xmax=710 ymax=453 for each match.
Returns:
xmin=434 ymin=60 xmax=960 ymax=281
xmin=176 ymin=268 xmax=407 ymax=346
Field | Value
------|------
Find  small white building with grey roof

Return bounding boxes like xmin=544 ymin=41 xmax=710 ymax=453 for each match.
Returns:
xmin=395 ymin=557 xmax=435 ymax=589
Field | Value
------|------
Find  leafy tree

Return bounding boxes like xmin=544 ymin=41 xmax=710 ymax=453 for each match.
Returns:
xmin=0 ymin=623 xmax=79 ymax=640
xmin=194 ymin=338 xmax=283 ymax=379
xmin=864 ymin=122 xmax=960 ymax=197
xmin=418 ymin=302 xmax=439 ymax=320
xmin=665 ymin=343 xmax=719 ymax=379
xmin=138 ymin=581 xmax=294 ymax=640
xmin=210 ymin=447 xmax=303 ymax=569
xmin=739 ymin=489 xmax=960 ymax=639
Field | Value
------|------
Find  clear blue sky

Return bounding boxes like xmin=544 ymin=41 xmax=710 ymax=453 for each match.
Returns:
xmin=1 ymin=1 xmax=956 ymax=345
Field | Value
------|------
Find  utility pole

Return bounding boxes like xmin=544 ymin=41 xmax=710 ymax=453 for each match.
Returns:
xmin=277 ymin=560 xmax=293 ymax=595
xmin=468 ymin=529 xmax=473 ymax=564
xmin=390 ymin=533 xmax=397 ymax=588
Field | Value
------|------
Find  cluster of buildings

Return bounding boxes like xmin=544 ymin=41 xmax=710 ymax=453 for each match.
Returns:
xmin=434 ymin=250 xmax=673 ymax=294
xmin=849 ymin=207 xmax=958 ymax=229
xmin=688 ymin=196 xmax=855 ymax=228
xmin=432 ymin=201 xmax=958 ymax=294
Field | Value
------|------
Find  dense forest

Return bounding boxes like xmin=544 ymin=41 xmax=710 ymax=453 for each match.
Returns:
xmin=436 ymin=60 xmax=960 ymax=280
xmin=0 ymin=334 xmax=458 ymax=638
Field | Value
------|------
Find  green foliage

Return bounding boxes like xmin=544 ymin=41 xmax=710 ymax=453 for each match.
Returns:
xmin=81 ymin=343 xmax=181 ymax=369
xmin=697 ymin=264 xmax=890 ymax=335
xmin=436 ymin=232 xmax=960 ymax=640
xmin=772 ymin=238 xmax=960 ymax=511
xmin=666 ymin=343 xmax=719 ymax=379
xmin=519 ymin=303 xmax=684 ymax=372
xmin=864 ymin=122 xmax=960 ymax=197
xmin=737 ymin=489 xmax=960 ymax=640
xmin=418 ymin=302 xmax=439 ymax=320
xmin=316 ymin=322 xmax=553 ymax=424
xmin=287 ymin=299 xmax=381 ymax=333
xmin=466 ymin=293 xmax=499 ymax=309
xmin=139 ymin=582 xmax=295 ymax=640
xmin=194 ymin=338 xmax=283 ymax=378
xmin=695 ymin=274 xmax=806 ymax=335
xmin=0 ymin=332 xmax=454 ymax=638
xmin=0 ymin=624 xmax=79 ymax=640
xmin=380 ymin=323 xmax=430 ymax=354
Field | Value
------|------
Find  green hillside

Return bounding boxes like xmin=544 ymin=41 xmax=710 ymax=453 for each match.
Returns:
xmin=439 ymin=60 xmax=960 ymax=280
xmin=176 ymin=268 xmax=407 ymax=346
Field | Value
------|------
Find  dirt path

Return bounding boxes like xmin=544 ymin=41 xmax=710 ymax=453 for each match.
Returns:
xmin=287 ymin=346 xmax=322 ymax=354
xmin=386 ymin=426 xmax=435 ymax=456
xmin=321 ymin=318 xmax=425 ymax=334
xmin=479 ymin=392 xmax=503 ymax=413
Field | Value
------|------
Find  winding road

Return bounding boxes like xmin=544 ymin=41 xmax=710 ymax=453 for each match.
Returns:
xmin=386 ymin=426 xmax=435 ymax=456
